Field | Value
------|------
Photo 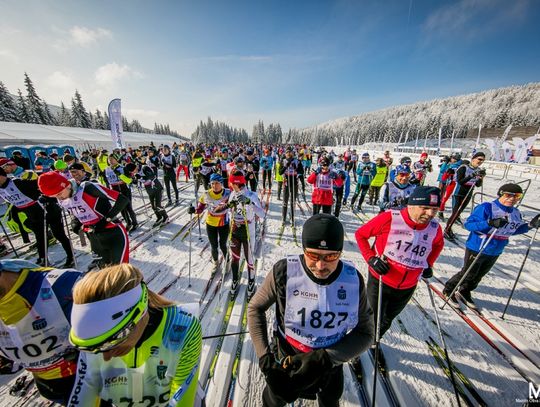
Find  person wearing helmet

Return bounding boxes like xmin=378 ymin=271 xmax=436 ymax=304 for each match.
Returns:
xmin=105 ymin=154 xmax=138 ymax=232
xmin=195 ymin=173 xmax=231 ymax=270
xmin=0 ymin=164 xmax=74 ymax=267
xmin=350 ymin=153 xmax=376 ymax=212
xmin=160 ymin=145 xmax=179 ymax=206
xmin=38 ymin=171 xmax=130 ymax=269
xmin=225 ymin=171 xmax=265 ymax=299
xmin=412 ymin=152 xmax=432 ymax=185
xmin=443 ymin=183 xmax=540 ymax=309
xmin=260 ymin=148 xmax=274 ymax=192
xmin=438 ymin=153 xmax=463 ymax=220
xmin=379 ymin=165 xmax=416 ymax=212
xmin=67 ymin=264 xmax=202 ymax=407
xmin=0 ymin=259 xmax=83 ymax=404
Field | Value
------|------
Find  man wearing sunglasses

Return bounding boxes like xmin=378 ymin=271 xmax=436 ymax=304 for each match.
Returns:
xmin=248 ymin=214 xmax=374 ymax=406
xmin=443 ymin=183 xmax=540 ymax=309
xmin=0 ymin=259 xmax=82 ymax=404
xmin=444 ymin=152 xmax=487 ymax=241
xmin=379 ymin=164 xmax=416 ymax=212
xmin=356 ymin=186 xmax=444 ymax=338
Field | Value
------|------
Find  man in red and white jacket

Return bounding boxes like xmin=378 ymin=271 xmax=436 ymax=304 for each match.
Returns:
xmin=355 ymin=186 xmax=444 ymax=337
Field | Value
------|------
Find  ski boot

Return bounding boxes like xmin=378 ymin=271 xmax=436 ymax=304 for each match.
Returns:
xmin=230 ymin=279 xmax=239 ymax=298
xmin=36 ymin=257 xmax=50 ymax=267
xmin=457 ymin=291 xmax=478 ymax=310
xmin=247 ymin=278 xmax=256 ymax=301
xmin=442 ymin=288 xmax=460 ymax=308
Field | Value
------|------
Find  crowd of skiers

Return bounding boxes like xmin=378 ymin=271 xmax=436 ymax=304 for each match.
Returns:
xmin=0 ymin=141 xmax=539 ymax=407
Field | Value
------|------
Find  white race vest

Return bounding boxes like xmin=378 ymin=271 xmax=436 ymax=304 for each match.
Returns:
xmin=0 ymin=179 xmax=35 ymax=208
xmin=489 ymin=202 xmax=525 ymax=239
xmin=316 ymin=172 xmax=333 ymax=191
xmin=459 ymin=165 xmax=481 ymax=186
xmin=284 ymin=256 xmax=359 ymax=351
xmin=105 ymin=167 xmax=123 ymax=186
xmin=58 ymin=182 xmax=100 ymax=225
xmin=387 ymin=182 xmax=415 ymax=208
xmin=383 ymin=210 xmax=438 ymax=270
xmin=0 ymin=270 xmax=75 ymax=371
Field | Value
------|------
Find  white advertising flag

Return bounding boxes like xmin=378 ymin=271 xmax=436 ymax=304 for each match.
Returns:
xmin=437 ymin=127 xmax=442 ymax=155
xmin=108 ymin=98 xmax=124 ymax=149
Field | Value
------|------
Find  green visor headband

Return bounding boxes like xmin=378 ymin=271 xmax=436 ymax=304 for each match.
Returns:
xmin=70 ymin=283 xmax=148 ymax=352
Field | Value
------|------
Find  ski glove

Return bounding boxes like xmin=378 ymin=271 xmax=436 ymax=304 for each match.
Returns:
xmin=488 ymin=217 xmax=509 ymax=228
xmin=188 ymin=205 xmax=196 ymax=215
xmin=259 ymin=353 xmax=299 ymax=403
xmin=368 ymin=256 xmax=390 ymax=275
xmin=284 ymin=349 xmax=333 ymax=390
xmin=422 ymin=267 xmax=433 ymax=279
xmin=529 ymin=214 xmax=540 ymax=229
xmin=237 ymin=195 xmax=251 ymax=205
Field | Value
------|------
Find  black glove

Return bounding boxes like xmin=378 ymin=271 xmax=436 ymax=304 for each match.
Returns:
xmin=475 ymin=168 xmax=486 ymax=177
xmin=237 ymin=195 xmax=251 ymax=205
xmin=71 ymin=221 xmax=82 ymax=235
xmin=422 ymin=267 xmax=433 ymax=279
xmin=488 ymin=217 xmax=509 ymax=228
xmin=285 ymin=349 xmax=332 ymax=390
xmin=259 ymin=353 xmax=299 ymax=403
xmin=188 ymin=205 xmax=196 ymax=215
xmin=529 ymin=214 xmax=540 ymax=229
xmin=368 ymin=256 xmax=390 ymax=275
xmin=227 ymin=200 xmax=238 ymax=209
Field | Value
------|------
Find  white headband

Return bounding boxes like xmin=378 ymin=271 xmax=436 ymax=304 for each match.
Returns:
xmin=71 ymin=284 xmax=142 ymax=341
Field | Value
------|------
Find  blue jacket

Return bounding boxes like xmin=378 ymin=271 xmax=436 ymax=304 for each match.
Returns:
xmin=260 ymin=155 xmax=274 ymax=171
xmin=464 ymin=200 xmax=529 ymax=256
xmin=333 ymin=169 xmax=351 ymax=201
xmin=356 ymin=162 xmax=376 ymax=186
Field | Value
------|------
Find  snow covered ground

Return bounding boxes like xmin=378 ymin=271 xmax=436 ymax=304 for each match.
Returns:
xmin=1 ymin=151 xmax=539 ymax=406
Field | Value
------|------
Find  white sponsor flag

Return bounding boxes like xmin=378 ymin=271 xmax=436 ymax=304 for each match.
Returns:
xmin=423 ymin=133 xmax=428 ymax=151
xmin=473 ymin=124 xmax=482 ymax=154
xmin=525 ymin=134 xmax=538 ymax=162
xmin=108 ymin=98 xmax=124 ymax=149
xmin=502 ymin=141 xmax=513 ymax=162
xmin=497 ymin=124 xmax=513 ymax=149
xmin=437 ymin=127 xmax=442 ymax=155
xmin=450 ymin=130 xmax=455 ymax=152
xmin=484 ymin=138 xmax=500 ymax=161
xmin=512 ymin=137 xmax=528 ymax=163
xmin=396 ymin=131 xmax=403 ymax=145
xmin=414 ymin=133 xmax=419 ymax=151
xmin=403 ymin=130 xmax=410 ymax=145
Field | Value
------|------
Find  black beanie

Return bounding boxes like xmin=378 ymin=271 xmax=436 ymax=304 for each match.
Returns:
xmin=408 ymin=186 xmax=441 ymax=207
xmin=302 ymin=214 xmax=344 ymax=251
xmin=498 ymin=183 xmax=523 ymax=196
xmin=472 ymin=151 xmax=485 ymax=159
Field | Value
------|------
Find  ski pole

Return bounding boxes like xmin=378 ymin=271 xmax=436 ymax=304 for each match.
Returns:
xmin=202 ymin=330 xmax=248 ymax=340
xmin=371 ymin=273 xmax=383 ymax=407
xmin=61 ymin=209 xmax=78 ymax=269
xmin=137 ymin=184 xmax=150 ymax=219
xmin=0 ymin=219 xmax=18 ymax=257
xmin=197 ymin=209 xmax=202 ymax=242
xmin=219 ymin=206 xmax=235 ymax=300
xmin=501 ymin=227 xmax=538 ymax=319
xmin=445 ymin=185 xmax=475 ymax=232
xmin=425 ymin=279 xmax=462 ymax=407
xmin=441 ymin=229 xmax=497 ymax=310
xmin=188 ymin=203 xmax=194 ymax=288
xmin=241 ymin=204 xmax=255 ymax=291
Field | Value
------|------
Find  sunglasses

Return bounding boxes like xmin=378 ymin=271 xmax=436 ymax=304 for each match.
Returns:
xmin=502 ymin=192 xmax=523 ymax=199
xmin=304 ymin=250 xmax=342 ymax=262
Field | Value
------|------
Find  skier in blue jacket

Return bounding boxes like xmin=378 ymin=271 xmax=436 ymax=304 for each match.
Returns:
xmin=443 ymin=183 xmax=540 ymax=309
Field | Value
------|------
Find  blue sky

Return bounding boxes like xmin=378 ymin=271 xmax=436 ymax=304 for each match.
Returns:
xmin=1 ymin=0 xmax=539 ymax=136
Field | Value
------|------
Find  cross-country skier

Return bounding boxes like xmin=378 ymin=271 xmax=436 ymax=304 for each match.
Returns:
xmin=248 ymin=214 xmax=374 ymax=406
xmin=412 ymin=152 xmax=432 ymax=185
xmin=443 ymin=183 xmax=540 ymax=308
xmin=279 ymin=148 xmax=303 ymax=225
xmin=0 ymin=162 xmax=74 ymax=267
xmin=226 ymin=171 xmax=265 ymax=298
xmin=67 ymin=263 xmax=202 ymax=407
xmin=176 ymin=146 xmax=191 ymax=182
xmin=350 ymin=153 xmax=376 ymax=212
xmin=356 ymin=186 xmax=444 ymax=337
xmin=217 ymin=148 xmax=232 ymax=187
xmin=260 ymin=148 xmax=274 ymax=192
xmin=68 ymin=162 xmax=95 ymax=184
xmin=0 ymin=259 xmax=82 ymax=404
xmin=38 ymin=171 xmax=130 ymax=269
xmin=368 ymin=158 xmax=388 ymax=205
xmin=196 ymin=173 xmax=231 ymax=270
xmin=438 ymin=152 xmax=463 ymax=220
xmin=444 ymin=152 xmax=486 ymax=241
xmin=245 ymin=148 xmax=260 ymax=192
xmin=274 ymin=158 xmax=284 ymax=200
xmin=135 ymin=158 xmax=168 ymax=227
xmin=378 ymin=164 xmax=416 ymax=212
xmin=105 ymin=154 xmax=139 ymax=232
xmin=160 ymin=145 xmax=180 ymax=206
xmin=333 ymin=167 xmax=349 ymax=218
xmin=307 ymin=157 xmax=337 ymax=215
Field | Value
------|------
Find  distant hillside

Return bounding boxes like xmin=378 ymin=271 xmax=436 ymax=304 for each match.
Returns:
xmin=286 ymin=83 xmax=540 ymax=146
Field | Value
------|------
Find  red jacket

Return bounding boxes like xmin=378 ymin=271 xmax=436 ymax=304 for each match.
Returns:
xmin=355 ymin=208 xmax=444 ymax=289
xmin=307 ymin=171 xmax=334 ymax=206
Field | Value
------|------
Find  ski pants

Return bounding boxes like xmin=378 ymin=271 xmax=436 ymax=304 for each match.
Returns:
xmin=444 ymin=248 xmax=499 ymax=296
xmin=87 ymin=224 xmax=129 ymax=266
xmin=262 ymin=169 xmax=272 ymax=190
xmin=445 ymin=188 xmax=473 ymax=233
xmin=368 ymin=186 xmax=382 ymax=205
xmin=10 ymin=207 xmax=30 ymax=243
xmin=35 ymin=371 xmax=76 ymax=404
xmin=277 ymin=181 xmax=283 ymax=200
xmin=176 ymin=165 xmax=190 ymax=181
xmin=112 ymin=185 xmax=138 ymax=227
xmin=248 ymin=173 xmax=258 ymax=192
xmin=439 ymin=181 xmax=456 ymax=212
xmin=313 ymin=204 xmax=332 ymax=215
xmin=366 ymin=273 xmax=416 ymax=337
xmin=230 ymin=223 xmax=255 ymax=283
xmin=282 ymin=178 xmax=298 ymax=223
xmin=22 ymin=203 xmax=73 ymax=261
xmin=145 ymin=184 xmax=167 ymax=219
xmin=207 ymin=223 xmax=229 ymax=262
xmin=163 ymin=170 xmax=179 ymax=201
xmin=351 ymin=184 xmax=370 ymax=208
xmin=298 ymin=176 xmax=306 ymax=196
xmin=221 ymin=170 xmax=229 ymax=190
xmin=333 ymin=186 xmax=344 ymax=217
xmin=262 ymin=364 xmax=343 ymax=407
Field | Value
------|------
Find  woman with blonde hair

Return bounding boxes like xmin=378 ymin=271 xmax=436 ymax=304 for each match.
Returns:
xmin=67 ymin=263 xmax=202 ymax=407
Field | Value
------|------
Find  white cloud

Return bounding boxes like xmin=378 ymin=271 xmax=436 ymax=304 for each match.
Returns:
xmin=94 ymin=63 xmax=143 ymax=87
xmin=0 ymin=49 xmax=20 ymax=63
xmin=45 ymin=71 xmax=76 ymax=90
xmin=69 ymin=26 xmax=112 ymax=46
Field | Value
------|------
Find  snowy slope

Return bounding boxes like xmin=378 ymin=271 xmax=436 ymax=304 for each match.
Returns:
xmin=1 ymin=154 xmax=539 ymax=406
